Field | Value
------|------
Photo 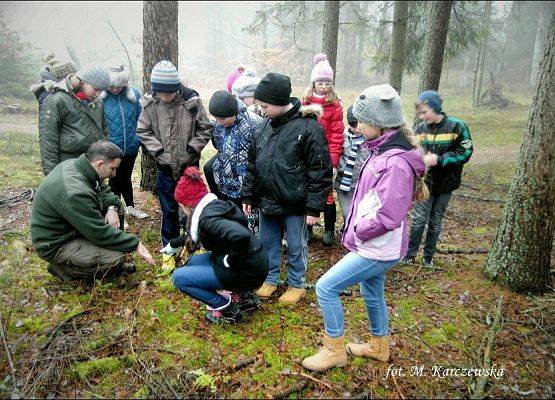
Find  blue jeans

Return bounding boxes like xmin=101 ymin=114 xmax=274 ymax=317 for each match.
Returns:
xmin=172 ymin=253 xmax=229 ymax=309
xmin=407 ymin=192 xmax=452 ymax=261
xmin=156 ymin=169 xmax=180 ymax=246
xmin=259 ymin=213 xmax=308 ymax=288
xmin=316 ymin=252 xmax=398 ymax=337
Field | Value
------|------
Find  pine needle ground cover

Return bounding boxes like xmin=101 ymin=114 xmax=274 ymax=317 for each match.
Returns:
xmin=0 ymin=87 xmax=552 ymax=399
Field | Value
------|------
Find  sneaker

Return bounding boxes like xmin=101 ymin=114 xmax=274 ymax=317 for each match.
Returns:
xmin=322 ymin=231 xmax=334 ymax=247
xmin=423 ymin=259 xmax=434 ymax=269
xmin=233 ymin=291 xmax=261 ymax=312
xmin=127 ymin=206 xmax=149 ymax=219
xmin=400 ymin=255 xmax=415 ymax=265
xmin=278 ymin=287 xmax=306 ymax=304
xmin=205 ymin=301 xmax=244 ymax=324
xmin=256 ymin=283 xmax=278 ymax=298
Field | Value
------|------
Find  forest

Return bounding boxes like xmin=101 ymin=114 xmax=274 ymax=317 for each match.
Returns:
xmin=0 ymin=1 xmax=553 ymax=399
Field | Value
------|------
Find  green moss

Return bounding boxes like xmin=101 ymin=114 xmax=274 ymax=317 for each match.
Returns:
xmin=133 ymin=386 xmax=149 ymax=398
xmin=423 ymin=328 xmax=448 ymax=346
xmin=442 ymin=323 xmax=457 ymax=337
xmin=72 ymin=357 xmax=122 ymax=380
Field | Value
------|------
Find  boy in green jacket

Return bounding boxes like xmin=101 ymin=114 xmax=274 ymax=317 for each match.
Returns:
xmin=31 ymin=141 xmax=154 ymax=281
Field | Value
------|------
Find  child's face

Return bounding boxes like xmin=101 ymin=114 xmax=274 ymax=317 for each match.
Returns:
xmin=81 ymin=82 xmax=102 ymax=100
xmin=358 ymin=122 xmax=381 ymax=141
xmin=241 ymin=96 xmax=255 ymax=106
xmin=416 ymin=103 xmax=439 ymax=124
xmin=214 ymin=116 xmax=236 ymax=128
xmin=349 ymin=122 xmax=362 ymax=136
xmin=314 ymin=81 xmax=332 ymax=95
xmin=158 ymin=92 xmax=177 ymax=103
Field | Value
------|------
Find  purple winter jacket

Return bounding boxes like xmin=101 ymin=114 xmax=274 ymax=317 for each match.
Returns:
xmin=342 ymin=129 xmax=426 ymax=261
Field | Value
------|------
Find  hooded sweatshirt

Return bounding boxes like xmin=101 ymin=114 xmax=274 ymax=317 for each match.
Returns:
xmin=342 ymin=129 xmax=426 ymax=261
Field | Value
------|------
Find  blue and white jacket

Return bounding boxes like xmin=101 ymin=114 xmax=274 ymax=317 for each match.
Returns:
xmin=212 ymin=103 xmax=262 ymax=199
xmin=101 ymin=86 xmax=142 ymax=157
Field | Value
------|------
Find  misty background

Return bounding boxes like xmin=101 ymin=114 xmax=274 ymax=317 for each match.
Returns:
xmin=0 ymin=1 xmax=548 ymax=99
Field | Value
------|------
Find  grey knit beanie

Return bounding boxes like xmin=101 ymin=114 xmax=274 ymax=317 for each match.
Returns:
xmin=76 ymin=65 xmax=111 ymax=91
xmin=352 ymin=84 xmax=405 ymax=129
xmin=107 ymin=64 xmax=130 ymax=87
xmin=209 ymin=90 xmax=239 ymax=118
xmin=231 ymin=69 xmax=261 ymax=98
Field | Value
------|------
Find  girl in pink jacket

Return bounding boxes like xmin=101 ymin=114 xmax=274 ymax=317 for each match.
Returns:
xmin=303 ymin=84 xmax=428 ymax=372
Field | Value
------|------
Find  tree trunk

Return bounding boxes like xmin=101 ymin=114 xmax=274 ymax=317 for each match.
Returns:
xmin=354 ymin=1 xmax=370 ymax=83
xmin=388 ymin=1 xmax=409 ymax=94
xmin=530 ymin=2 xmax=552 ymax=86
xmin=472 ymin=1 xmax=492 ymax=108
xmin=415 ymin=1 xmax=454 ymax=126
xmin=417 ymin=1 xmax=454 ymax=93
xmin=140 ymin=0 xmax=178 ymax=193
xmin=322 ymin=0 xmax=340 ymax=73
xmin=484 ymin=12 xmax=555 ymax=294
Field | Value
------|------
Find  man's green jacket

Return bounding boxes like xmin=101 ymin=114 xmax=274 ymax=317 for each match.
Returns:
xmin=30 ymin=154 xmax=139 ymax=261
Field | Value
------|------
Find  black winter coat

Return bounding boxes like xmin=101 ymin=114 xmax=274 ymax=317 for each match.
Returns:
xmin=241 ymin=98 xmax=332 ymax=217
xmin=175 ymin=197 xmax=269 ymax=292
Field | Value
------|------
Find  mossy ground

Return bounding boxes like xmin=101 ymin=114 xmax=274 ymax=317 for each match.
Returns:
xmin=0 ymin=85 xmax=552 ymax=398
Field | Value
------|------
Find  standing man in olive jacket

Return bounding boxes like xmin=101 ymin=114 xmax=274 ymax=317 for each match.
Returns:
xmin=137 ymin=61 xmax=213 ymax=252
xmin=39 ymin=65 xmax=112 ymax=176
xmin=241 ymin=72 xmax=332 ymax=305
xmin=30 ymin=141 xmax=154 ymax=281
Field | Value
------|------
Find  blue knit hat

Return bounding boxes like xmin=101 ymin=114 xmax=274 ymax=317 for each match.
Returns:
xmin=150 ymin=60 xmax=181 ymax=93
xmin=416 ymin=90 xmax=442 ymax=113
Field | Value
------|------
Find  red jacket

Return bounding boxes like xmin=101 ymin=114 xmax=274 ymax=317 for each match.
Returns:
xmin=303 ymin=95 xmax=344 ymax=168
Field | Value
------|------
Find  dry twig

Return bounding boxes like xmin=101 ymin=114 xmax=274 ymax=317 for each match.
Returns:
xmin=0 ymin=312 xmax=20 ymax=399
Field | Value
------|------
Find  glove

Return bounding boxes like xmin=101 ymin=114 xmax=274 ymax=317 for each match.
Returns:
xmin=160 ymin=243 xmax=179 ymax=255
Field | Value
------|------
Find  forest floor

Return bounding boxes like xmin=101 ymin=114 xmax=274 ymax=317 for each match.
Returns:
xmin=0 ymin=86 xmax=553 ymax=399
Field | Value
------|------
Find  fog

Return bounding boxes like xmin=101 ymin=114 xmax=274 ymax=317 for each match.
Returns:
xmin=1 ymin=1 xmax=262 ymax=87
xmin=0 ymin=1 xmax=547 ymax=96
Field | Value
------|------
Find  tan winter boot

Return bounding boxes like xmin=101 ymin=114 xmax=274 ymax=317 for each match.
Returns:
xmin=256 ymin=283 xmax=277 ymax=298
xmin=278 ymin=287 xmax=306 ymax=304
xmin=346 ymin=334 xmax=390 ymax=362
xmin=302 ymin=333 xmax=348 ymax=372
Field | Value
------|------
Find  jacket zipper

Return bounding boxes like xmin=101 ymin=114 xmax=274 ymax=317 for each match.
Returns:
xmin=118 ymin=94 xmax=127 ymax=155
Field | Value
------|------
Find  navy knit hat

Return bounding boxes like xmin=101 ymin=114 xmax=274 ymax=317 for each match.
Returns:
xmin=209 ymin=90 xmax=239 ymax=118
xmin=150 ymin=60 xmax=181 ymax=93
xmin=416 ymin=90 xmax=442 ymax=113
xmin=254 ymin=72 xmax=291 ymax=106
xmin=347 ymin=105 xmax=358 ymax=127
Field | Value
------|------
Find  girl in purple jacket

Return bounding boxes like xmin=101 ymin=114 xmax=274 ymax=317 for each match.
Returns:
xmin=303 ymin=84 xmax=428 ymax=372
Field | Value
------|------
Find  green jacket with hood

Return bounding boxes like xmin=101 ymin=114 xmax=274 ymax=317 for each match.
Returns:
xmin=39 ymin=74 xmax=108 ymax=176
xmin=30 ymin=154 xmax=138 ymax=262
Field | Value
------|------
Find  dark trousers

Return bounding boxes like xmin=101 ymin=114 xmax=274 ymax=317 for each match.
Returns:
xmin=203 ymin=155 xmax=243 ymax=209
xmin=109 ymin=154 xmax=137 ymax=207
xmin=156 ymin=168 xmax=180 ymax=246
xmin=407 ymin=192 xmax=453 ymax=261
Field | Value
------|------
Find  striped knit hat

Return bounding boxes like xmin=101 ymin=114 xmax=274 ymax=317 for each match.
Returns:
xmin=150 ymin=60 xmax=181 ymax=93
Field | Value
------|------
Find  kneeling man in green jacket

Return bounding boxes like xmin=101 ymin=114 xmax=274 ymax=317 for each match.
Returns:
xmin=31 ymin=140 xmax=154 ymax=281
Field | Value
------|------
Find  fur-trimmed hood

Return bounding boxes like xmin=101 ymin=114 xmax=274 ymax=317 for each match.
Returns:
xmin=300 ymin=103 xmax=323 ymax=119
xmin=190 ymin=193 xmax=218 ymax=243
xmin=100 ymin=86 xmax=139 ymax=103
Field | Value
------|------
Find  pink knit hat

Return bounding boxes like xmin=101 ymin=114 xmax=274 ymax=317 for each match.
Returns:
xmin=311 ymin=53 xmax=334 ymax=83
xmin=226 ymin=66 xmax=245 ymax=92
